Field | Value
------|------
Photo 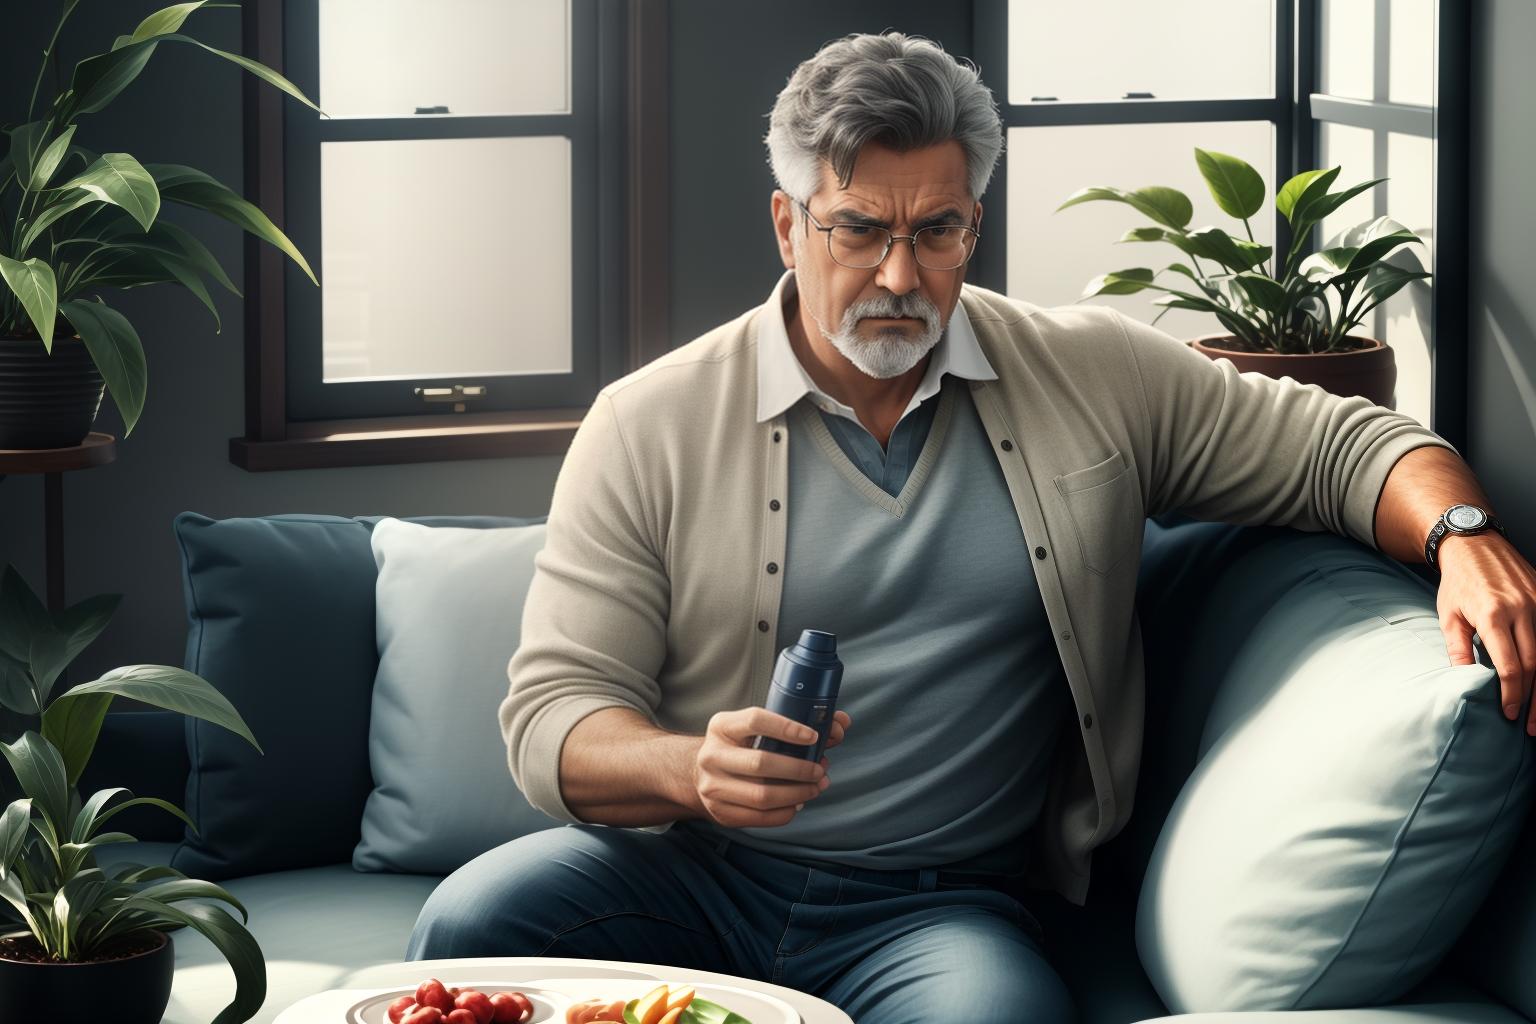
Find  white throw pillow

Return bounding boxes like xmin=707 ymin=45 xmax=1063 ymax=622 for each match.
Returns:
xmin=353 ymin=518 xmax=553 ymax=873
xmin=1136 ymin=535 xmax=1535 ymax=1011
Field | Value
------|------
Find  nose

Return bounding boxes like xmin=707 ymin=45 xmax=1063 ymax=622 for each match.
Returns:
xmin=875 ymin=236 xmax=921 ymax=296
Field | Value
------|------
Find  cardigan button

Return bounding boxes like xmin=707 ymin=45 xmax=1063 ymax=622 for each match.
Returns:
xmin=757 ymin=620 xmax=770 ymax=632
xmin=773 ymin=430 xmax=782 ymax=442
xmin=1000 ymin=439 xmax=1014 ymax=451
xmin=1083 ymin=714 xmax=1093 ymax=729
xmin=1034 ymin=546 xmax=1047 ymax=560
xmin=766 ymin=562 xmax=779 ymax=574
xmin=769 ymin=499 xmax=781 ymax=511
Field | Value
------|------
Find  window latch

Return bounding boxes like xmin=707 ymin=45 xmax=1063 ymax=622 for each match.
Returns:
xmin=414 ymin=384 xmax=487 ymax=413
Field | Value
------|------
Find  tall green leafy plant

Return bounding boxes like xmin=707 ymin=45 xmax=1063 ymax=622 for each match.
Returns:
xmin=1056 ymin=148 xmax=1431 ymax=354
xmin=0 ymin=0 xmax=320 ymax=437
xmin=0 ymin=565 xmax=265 ymax=1024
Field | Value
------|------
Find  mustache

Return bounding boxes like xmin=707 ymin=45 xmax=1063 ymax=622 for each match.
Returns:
xmin=847 ymin=293 xmax=938 ymax=323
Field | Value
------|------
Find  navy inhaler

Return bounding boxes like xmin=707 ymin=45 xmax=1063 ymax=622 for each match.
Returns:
xmin=753 ymin=629 xmax=843 ymax=762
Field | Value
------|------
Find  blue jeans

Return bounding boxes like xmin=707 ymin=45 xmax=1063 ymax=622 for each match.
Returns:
xmin=405 ymin=822 xmax=1076 ymax=1024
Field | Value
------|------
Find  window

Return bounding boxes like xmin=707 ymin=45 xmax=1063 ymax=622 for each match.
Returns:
xmin=971 ymin=0 xmax=1470 ymax=441
xmin=232 ymin=0 xmax=666 ymax=470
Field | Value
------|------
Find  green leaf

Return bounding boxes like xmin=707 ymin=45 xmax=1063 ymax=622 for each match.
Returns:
xmin=1293 ymin=177 xmax=1387 ymax=235
xmin=1181 ymin=227 xmax=1271 ymax=273
xmin=1299 ymin=246 xmax=1362 ymax=284
xmin=0 ymin=566 xmax=52 ymax=665
xmin=58 ymin=298 xmax=148 ymax=438
xmin=50 ymin=153 xmax=160 ymax=233
xmin=136 ymin=877 xmax=247 ymax=922
xmin=27 ymin=125 xmax=78 ymax=191
xmin=59 ymin=833 xmax=134 ymax=880
xmin=42 ymin=692 xmax=113 ymax=788
xmin=49 ymin=593 xmax=120 ymax=692
xmin=680 ymin=998 xmax=755 ymax=1024
xmin=1339 ymin=216 xmax=1424 ymax=272
xmin=1354 ymin=263 xmax=1432 ymax=307
xmin=55 ymin=871 xmax=113 ymax=956
xmin=1231 ymin=272 xmax=1288 ymax=316
xmin=0 ymin=799 xmax=32 ymax=881
xmin=100 ymin=217 xmax=241 ymax=295
xmin=1056 ymin=185 xmax=1192 ymax=230
xmin=120 ymin=2 xmax=223 ymax=47
xmin=7 ymin=122 xmax=50 ymax=193
xmin=1276 ymin=168 xmax=1339 ymax=223
xmin=70 ymin=787 xmax=129 ymax=844
xmin=108 ymin=896 xmax=265 ymax=1024
xmin=0 ymin=255 xmax=59 ymax=350
xmin=46 ymin=666 xmax=262 ymax=755
xmin=67 ymin=39 xmax=160 ymax=117
xmin=0 ymin=732 xmax=69 ymax=839
xmin=1194 ymin=148 xmax=1266 ymax=220
xmin=0 ymin=650 xmax=41 ymax=716
xmin=92 ymin=794 xmax=197 ymax=839
xmin=1079 ymin=267 xmax=1156 ymax=299
xmin=16 ymin=190 xmax=99 ymax=257
xmin=112 ymin=863 xmax=186 ymax=884
xmin=146 ymin=164 xmax=317 ymax=285
xmin=0 ymin=873 xmax=47 ymax=942
xmin=1116 ymin=226 xmax=1166 ymax=243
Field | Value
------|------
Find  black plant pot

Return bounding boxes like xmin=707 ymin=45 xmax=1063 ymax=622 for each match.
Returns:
xmin=0 ymin=335 xmax=106 ymax=450
xmin=0 ymin=929 xmax=174 ymax=1023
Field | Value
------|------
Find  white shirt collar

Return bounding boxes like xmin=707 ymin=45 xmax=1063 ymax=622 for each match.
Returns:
xmin=754 ymin=270 xmax=998 ymax=425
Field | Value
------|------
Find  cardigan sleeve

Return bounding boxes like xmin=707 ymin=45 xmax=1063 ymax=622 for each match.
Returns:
xmin=500 ymin=390 xmax=672 ymax=824
xmin=1114 ymin=309 xmax=1458 ymax=550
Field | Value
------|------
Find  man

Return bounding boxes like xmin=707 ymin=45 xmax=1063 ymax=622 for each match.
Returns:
xmin=407 ymin=32 xmax=1536 ymax=1023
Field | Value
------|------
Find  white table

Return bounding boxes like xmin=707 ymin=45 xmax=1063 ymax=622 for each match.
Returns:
xmin=272 ymin=956 xmax=854 ymax=1024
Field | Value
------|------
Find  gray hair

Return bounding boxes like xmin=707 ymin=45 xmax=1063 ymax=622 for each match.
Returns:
xmin=764 ymin=31 xmax=1004 ymax=204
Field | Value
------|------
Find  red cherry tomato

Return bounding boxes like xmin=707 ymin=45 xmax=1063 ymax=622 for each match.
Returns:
xmin=510 ymin=991 xmax=534 ymax=1023
xmin=444 ymin=1011 xmax=477 ymax=1024
xmin=488 ymin=992 xmax=524 ymax=1024
xmin=416 ymin=979 xmax=456 ymax=1014
xmin=402 ymin=1008 xmax=446 ymax=1024
xmin=389 ymin=995 xmax=418 ymax=1024
xmin=454 ymin=989 xmax=496 ymax=1024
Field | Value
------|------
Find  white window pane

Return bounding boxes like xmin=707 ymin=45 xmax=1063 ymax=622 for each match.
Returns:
xmin=1389 ymin=0 xmax=1434 ymax=107
xmin=320 ymin=136 xmax=572 ymax=382
xmin=1008 ymin=0 xmax=1274 ymax=104
xmin=1006 ymin=121 xmax=1275 ymax=345
xmin=1321 ymin=0 xmax=1434 ymax=106
xmin=319 ymin=0 xmax=569 ymax=118
xmin=1317 ymin=123 xmax=1434 ymax=426
xmin=1320 ymin=0 xmax=1375 ymax=100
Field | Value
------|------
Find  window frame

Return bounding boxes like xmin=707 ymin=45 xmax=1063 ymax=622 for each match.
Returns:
xmin=970 ymin=0 xmax=1470 ymax=452
xmin=231 ymin=0 xmax=670 ymax=471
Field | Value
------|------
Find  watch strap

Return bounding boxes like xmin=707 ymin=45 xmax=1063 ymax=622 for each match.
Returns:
xmin=1425 ymin=510 xmax=1507 ymax=573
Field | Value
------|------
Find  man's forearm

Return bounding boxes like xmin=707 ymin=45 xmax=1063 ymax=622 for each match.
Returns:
xmin=558 ymin=706 xmax=706 ymax=826
xmin=1373 ymin=445 xmax=1496 ymax=566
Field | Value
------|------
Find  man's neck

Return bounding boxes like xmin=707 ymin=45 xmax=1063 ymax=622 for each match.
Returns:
xmin=784 ymin=290 xmax=930 ymax=447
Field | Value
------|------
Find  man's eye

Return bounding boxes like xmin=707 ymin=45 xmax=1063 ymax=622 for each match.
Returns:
xmin=926 ymin=226 xmax=953 ymax=238
xmin=840 ymin=225 xmax=874 ymax=237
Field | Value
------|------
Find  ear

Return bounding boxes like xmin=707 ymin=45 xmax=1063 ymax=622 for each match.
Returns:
xmin=973 ymin=200 xmax=984 ymax=233
xmin=771 ymin=190 xmax=797 ymax=270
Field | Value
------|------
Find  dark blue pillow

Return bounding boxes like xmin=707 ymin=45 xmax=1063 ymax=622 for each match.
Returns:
xmin=170 ymin=512 xmax=541 ymax=880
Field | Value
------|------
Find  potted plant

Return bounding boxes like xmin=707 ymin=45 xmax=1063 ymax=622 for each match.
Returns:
xmin=0 ymin=564 xmax=264 ymax=1024
xmin=1055 ymin=148 xmax=1431 ymax=408
xmin=0 ymin=0 xmax=320 ymax=451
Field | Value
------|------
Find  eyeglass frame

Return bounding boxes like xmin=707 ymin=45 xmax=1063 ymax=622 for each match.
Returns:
xmin=791 ymin=197 xmax=981 ymax=271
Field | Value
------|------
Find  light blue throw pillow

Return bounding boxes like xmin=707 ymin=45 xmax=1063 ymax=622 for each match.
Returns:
xmin=353 ymin=518 xmax=556 ymax=873
xmin=1136 ymin=534 xmax=1536 ymax=1012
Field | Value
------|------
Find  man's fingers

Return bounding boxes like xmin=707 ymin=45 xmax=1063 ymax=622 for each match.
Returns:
xmin=706 ymin=775 xmax=824 ymax=811
xmin=1516 ymin=615 xmax=1536 ymax=736
xmin=713 ymin=708 xmax=817 ymax=746
xmin=1480 ymin=624 xmax=1525 ymax=723
xmin=1442 ymin=610 xmax=1476 ymax=667
xmin=715 ymin=745 xmax=824 ymax=782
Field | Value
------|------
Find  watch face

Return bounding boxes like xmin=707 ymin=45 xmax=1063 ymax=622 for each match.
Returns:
xmin=1446 ymin=504 xmax=1488 ymax=531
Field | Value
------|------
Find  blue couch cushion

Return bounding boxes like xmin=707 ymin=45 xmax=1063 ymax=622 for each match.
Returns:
xmin=170 ymin=512 xmax=540 ymax=880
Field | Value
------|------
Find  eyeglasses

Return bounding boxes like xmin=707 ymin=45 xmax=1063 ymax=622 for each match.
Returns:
xmin=794 ymin=198 xmax=980 ymax=271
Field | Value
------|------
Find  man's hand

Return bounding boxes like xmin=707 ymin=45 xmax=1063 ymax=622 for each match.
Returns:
xmin=1436 ymin=533 xmax=1536 ymax=734
xmin=689 ymin=706 xmax=852 ymax=829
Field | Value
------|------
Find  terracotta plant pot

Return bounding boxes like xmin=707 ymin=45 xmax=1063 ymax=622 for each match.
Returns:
xmin=0 ymin=929 xmax=174 ymax=1023
xmin=0 ymin=334 xmax=106 ymax=450
xmin=1188 ymin=333 xmax=1397 ymax=410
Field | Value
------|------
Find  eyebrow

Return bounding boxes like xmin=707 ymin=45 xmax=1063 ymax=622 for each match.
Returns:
xmin=827 ymin=206 xmax=968 ymax=230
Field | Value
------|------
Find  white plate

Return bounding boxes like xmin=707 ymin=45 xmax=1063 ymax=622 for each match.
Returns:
xmin=520 ymin=977 xmax=800 ymax=1024
xmin=346 ymin=983 xmax=565 ymax=1024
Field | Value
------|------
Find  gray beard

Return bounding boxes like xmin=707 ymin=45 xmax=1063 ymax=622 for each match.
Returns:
xmin=817 ymin=292 xmax=945 ymax=379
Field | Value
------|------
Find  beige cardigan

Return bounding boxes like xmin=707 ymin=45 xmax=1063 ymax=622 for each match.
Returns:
xmin=501 ymin=282 xmax=1453 ymax=906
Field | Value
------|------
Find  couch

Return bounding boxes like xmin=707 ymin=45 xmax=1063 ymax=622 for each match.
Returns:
xmin=68 ymin=512 xmax=1536 ymax=1024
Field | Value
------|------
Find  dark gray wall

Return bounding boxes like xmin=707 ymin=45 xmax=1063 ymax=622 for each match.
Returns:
xmin=1467 ymin=0 xmax=1536 ymax=554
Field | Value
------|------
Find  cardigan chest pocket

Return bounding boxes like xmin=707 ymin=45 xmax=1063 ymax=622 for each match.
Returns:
xmin=1054 ymin=450 xmax=1141 ymax=578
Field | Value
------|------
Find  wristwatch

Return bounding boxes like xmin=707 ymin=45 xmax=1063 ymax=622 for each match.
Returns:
xmin=1424 ymin=504 xmax=1507 ymax=573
